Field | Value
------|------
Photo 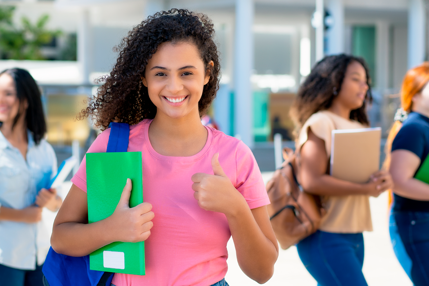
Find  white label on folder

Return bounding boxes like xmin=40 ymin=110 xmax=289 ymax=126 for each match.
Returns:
xmin=103 ymin=251 xmax=125 ymax=269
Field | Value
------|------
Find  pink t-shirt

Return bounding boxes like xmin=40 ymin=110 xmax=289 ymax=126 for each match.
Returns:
xmin=71 ymin=120 xmax=269 ymax=286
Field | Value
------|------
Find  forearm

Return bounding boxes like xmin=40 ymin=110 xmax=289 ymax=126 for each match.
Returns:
xmin=393 ymin=178 xmax=429 ymax=201
xmin=51 ymin=219 xmax=113 ymax=257
xmin=0 ymin=206 xmax=25 ymax=222
xmin=303 ymin=174 xmax=367 ymax=196
xmin=226 ymin=200 xmax=278 ymax=284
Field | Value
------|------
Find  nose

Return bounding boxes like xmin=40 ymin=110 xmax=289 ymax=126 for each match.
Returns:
xmin=165 ymin=74 xmax=184 ymax=94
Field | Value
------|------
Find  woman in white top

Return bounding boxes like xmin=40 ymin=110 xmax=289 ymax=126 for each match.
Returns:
xmin=0 ymin=68 xmax=62 ymax=286
xmin=290 ymin=54 xmax=393 ymax=286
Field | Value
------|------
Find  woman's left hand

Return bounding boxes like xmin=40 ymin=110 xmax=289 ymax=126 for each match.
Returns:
xmin=36 ymin=188 xmax=60 ymax=211
xmin=191 ymin=153 xmax=247 ymax=217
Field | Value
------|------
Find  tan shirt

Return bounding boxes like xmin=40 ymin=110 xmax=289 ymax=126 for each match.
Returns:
xmin=298 ymin=110 xmax=373 ymax=233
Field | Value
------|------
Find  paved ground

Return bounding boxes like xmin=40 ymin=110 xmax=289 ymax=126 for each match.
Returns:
xmin=224 ymin=172 xmax=412 ymax=286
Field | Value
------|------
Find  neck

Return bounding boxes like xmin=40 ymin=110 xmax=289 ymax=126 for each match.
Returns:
xmin=328 ymin=101 xmax=351 ymax=120
xmin=0 ymin=117 xmax=27 ymax=144
xmin=150 ymin=110 xmax=206 ymax=141
xmin=412 ymin=106 xmax=429 ymax=119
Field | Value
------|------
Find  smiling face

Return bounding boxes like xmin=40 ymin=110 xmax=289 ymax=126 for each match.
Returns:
xmin=142 ymin=41 xmax=210 ymax=121
xmin=334 ymin=60 xmax=369 ymax=110
xmin=0 ymin=73 xmax=24 ymax=125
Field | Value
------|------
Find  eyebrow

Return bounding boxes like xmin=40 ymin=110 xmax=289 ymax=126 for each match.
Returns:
xmin=150 ymin=65 xmax=197 ymax=71
xmin=350 ymin=72 xmax=363 ymax=76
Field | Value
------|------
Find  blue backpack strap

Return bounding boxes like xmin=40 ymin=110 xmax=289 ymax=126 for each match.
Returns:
xmin=107 ymin=122 xmax=130 ymax=152
xmin=43 ymin=122 xmax=130 ymax=286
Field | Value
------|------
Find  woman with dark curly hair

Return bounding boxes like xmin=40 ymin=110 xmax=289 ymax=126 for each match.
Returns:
xmin=290 ymin=54 xmax=393 ymax=286
xmin=50 ymin=9 xmax=278 ymax=286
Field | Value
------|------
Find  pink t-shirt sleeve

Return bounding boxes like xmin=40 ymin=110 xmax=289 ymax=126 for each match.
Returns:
xmin=71 ymin=128 xmax=111 ymax=193
xmin=234 ymin=141 xmax=270 ymax=209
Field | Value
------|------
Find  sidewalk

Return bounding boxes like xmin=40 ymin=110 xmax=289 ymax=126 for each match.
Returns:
xmin=224 ymin=172 xmax=412 ymax=286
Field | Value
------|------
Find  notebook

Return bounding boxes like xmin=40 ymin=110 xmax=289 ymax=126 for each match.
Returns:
xmin=330 ymin=127 xmax=381 ymax=184
xmin=49 ymin=156 xmax=77 ymax=189
xmin=415 ymin=156 xmax=429 ymax=184
xmin=86 ymin=151 xmax=145 ymax=275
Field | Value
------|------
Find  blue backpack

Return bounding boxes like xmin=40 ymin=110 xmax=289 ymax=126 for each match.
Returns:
xmin=42 ymin=123 xmax=130 ymax=286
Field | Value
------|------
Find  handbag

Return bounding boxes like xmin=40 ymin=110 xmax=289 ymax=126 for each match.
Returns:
xmin=42 ymin=122 xmax=130 ymax=286
xmin=266 ymin=147 xmax=324 ymax=250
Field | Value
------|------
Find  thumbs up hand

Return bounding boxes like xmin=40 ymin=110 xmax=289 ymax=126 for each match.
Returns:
xmin=191 ymin=153 xmax=246 ymax=216
xmin=107 ymin=179 xmax=154 ymax=243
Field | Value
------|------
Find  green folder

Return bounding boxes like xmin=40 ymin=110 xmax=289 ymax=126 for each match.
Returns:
xmin=86 ymin=152 xmax=145 ymax=275
xmin=415 ymin=155 xmax=429 ymax=184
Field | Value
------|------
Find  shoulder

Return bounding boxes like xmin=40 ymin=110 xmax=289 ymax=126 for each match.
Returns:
xmin=129 ymin=120 xmax=148 ymax=135
xmin=301 ymin=111 xmax=335 ymax=139
xmin=86 ymin=127 xmax=112 ymax=153
xmin=210 ymin=127 xmax=251 ymax=157
xmin=397 ymin=118 xmax=425 ymax=139
xmin=304 ymin=111 xmax=335 ymax=131
xmin=392 ymin=116 xmax=427 ymax=155
xmin=35 ymin=139 xmax=56 ymax=158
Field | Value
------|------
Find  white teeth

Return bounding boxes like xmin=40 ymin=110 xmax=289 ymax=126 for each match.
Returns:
xmin=166 ymin=97 xmax=186 ymax=103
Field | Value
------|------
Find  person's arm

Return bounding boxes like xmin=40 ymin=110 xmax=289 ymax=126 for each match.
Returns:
xmin=192 ymin=154 xmax=278 ymax=284
xmin=51 ymin=180 xmax=154 ymax=257
xmin=390 ymin=150 xmax=429 ymax=200
xmin=226 ymin=203 xmax=278 ymax=284
xmin=300 ymin=128 xmax=392 ymax=197
xmin=0 ymin=205 xmax=42 ymax=223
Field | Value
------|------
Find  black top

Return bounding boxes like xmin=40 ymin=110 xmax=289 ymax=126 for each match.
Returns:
xmin=392 ymin=112 xmax=429 ymax=212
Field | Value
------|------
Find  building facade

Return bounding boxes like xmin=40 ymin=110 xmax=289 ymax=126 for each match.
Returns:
xmin=0 ymin=0 xmax=426 ymax=147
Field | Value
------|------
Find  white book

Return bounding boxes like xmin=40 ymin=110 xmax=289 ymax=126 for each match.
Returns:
xmin=49 ymin=156 xmax=78 ymax=189
xmin=330 ymin=127 xmax=381 ymax=184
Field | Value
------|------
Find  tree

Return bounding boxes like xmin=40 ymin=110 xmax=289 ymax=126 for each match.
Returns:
xmin=0 ymin=5 xmax=62 ymax=60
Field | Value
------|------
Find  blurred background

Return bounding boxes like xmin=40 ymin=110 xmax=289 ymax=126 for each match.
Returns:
xmin=0 ymin=1 xmax=426 ymax=285
xmin=1 ymin=0 xmax=426 ymax=171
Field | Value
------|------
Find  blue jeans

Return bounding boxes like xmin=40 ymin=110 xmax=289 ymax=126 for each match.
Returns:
xmin=0 ymin=263 xmax=44 ymax=286
xmin=297 ymin=230 xmax=367 ymax=286
xmin=111 ymin=278 xmax=228 ymax=286
xmin=389 ymin=211 xmax=413 ymax=280
xmin=395 ymin=211 xmax=429 ymax=286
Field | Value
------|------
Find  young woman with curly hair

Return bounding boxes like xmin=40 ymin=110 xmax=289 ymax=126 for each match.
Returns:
xmin=290 ymin=54 xmax=393 ymax=286
xmin=386 ymin=62 xmax=429 ymax=286
xmin=50 ymin=9 xmax=278 ymax=286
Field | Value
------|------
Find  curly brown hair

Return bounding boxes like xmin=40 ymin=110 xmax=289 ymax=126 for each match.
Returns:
xmin=80 ymin=9 xmax=221 ymax=130
xmin=290 ymin=54 xmax=373 ymax=137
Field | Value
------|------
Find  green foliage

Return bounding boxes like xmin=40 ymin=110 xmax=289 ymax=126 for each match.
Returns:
xmin=0 ymin=5 xmax=62 ymax=60
xmin=59 ymin=33 xmax=77 ymax=61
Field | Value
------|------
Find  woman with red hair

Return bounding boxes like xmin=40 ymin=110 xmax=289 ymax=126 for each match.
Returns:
xmin=387 ymin=62 xmax=429 ymax=286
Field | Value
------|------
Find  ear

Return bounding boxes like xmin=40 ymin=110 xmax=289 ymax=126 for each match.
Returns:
xmin=140 ymin=75 xmax=148 ymax=88
xmin=22 ymin=99 xmax=29 ymax=110
xmin=204 ymin=61 xmax=214 ymax=85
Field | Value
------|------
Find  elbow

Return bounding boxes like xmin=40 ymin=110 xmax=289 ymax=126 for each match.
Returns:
xmin=50 ymin=226 xmax=71 ymax=255
xmin=50 ymin=231 xmax=64 ymax=255
xmin=300 ymin=179 xmax=319 ymax=195
xmin=390 ymin=177 xmax=404 ymax=196
xmin=253 ymin=266 xmax=275 ymax=284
